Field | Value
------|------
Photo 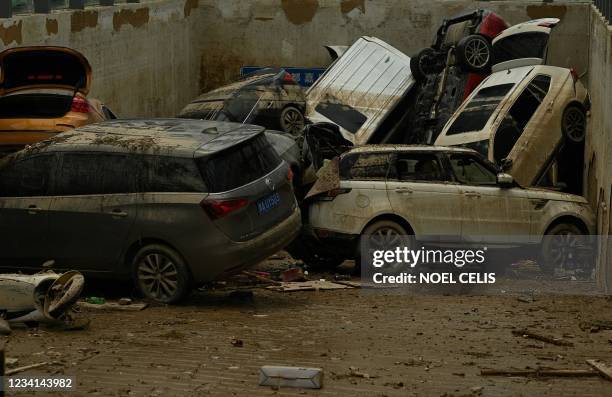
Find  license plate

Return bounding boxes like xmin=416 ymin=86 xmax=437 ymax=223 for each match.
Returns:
xmin=257 ymin=192 xmax=281 ymax=215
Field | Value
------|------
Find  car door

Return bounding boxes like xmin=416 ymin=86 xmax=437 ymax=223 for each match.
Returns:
xmin=47 ymin=152 xmax=138 ymax=273
xmin=446 ymin=152 xmax=531 ymax=245
xmin=0 ymin=153 xmax=56 ymax=269
xmin=385 ymin=151 xmax=462 ymax=242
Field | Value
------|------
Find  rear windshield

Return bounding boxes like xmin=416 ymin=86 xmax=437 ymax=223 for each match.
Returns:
xmin=197 ymin=134 xmax=282 ymax=192
xmin=0 ymin=93 xmax=72 ymax=119
xmin=446 ymin=84 xmax=514 ymax=135
xmin=493 ymin=32 xmax=550 ymax=65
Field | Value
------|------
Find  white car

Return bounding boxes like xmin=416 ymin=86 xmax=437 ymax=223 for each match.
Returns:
xmin=305 ymin=146 xmax=595 ymax=275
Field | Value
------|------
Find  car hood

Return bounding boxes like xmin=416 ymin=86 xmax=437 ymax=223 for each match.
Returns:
xmin=0 ymin=46 xmax=92 ymax=95
xmin=526 ymin=187 xmax=588 ymax=204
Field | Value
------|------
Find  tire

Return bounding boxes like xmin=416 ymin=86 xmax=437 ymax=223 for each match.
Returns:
xmin=562 ymin=104 xmax=587 ymax=143
xmin=280 ymin=105 xmax=305 ymax=135
xmin=410 ymin=48 xmax=443 ymax=82
xmin=359 ymin=220 xmax=411 ymax=274
xmin=539 ymin=223 xmax=591 ymax=277
xmin=132 ymin=244 xmax=192 ymax=304
xmin=456 ymin=34 xmax=493 ymax=73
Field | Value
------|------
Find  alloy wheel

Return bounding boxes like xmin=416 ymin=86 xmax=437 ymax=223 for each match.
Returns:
xmin=280 ymin=107 xmax=305 ymax=135
xmin=465 ymin=38 xmax=490 ymax=69
xmin=137 ymin=253 xmax=180 ymax=301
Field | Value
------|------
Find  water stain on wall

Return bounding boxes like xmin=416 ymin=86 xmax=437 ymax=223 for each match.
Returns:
xmin=281 ymin=0 xmax=319 ymax=25
xmin=0 ymin=21 xmax=22 ymax=46
xmin=71 ymin=10 xmax=98 ymax=33
xmin=526 ymin=5 xmax=567 ymax=19
xmin=340 ymin=0 xmax=365 ymax=14
xmin=113 ymin=8 xmax=150 ymax=32
xmin=46 ymin=18 xmax=58 ymax=35
xmin=184 ymin=0 xmax=198 ymax=18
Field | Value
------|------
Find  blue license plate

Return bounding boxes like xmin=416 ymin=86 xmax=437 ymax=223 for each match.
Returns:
xmin=257 ymin=192 xmax=281 ymax=215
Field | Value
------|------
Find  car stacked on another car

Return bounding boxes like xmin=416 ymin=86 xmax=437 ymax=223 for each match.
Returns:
xmin=0 ymin=46 xmax=116 ymax=157
xmin=0 ymin=119 xmax=301 ymax=303
xmin=302 ymin=146 xmax=594 ymax=276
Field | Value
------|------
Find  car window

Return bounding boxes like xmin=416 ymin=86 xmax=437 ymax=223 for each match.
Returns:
xmin=55 ymin=153 xmax=139 ymax=195
xmin=449 ymin=154 xmax=497 ymax=186
xmin=339 ymin=152 xmax=392 ymax=181
xmin=0 ymin=154 xmax=54 ymax=197
xmin=446 ymin=84 xmax=514 ymax=135
xmin=314 ymin=101 xmax=367 ymax=134
xmin=197 ymin=134 xmax=281 ymax=192
xmin=493 ymin=32 xmax=550 ymax=65
xmin=390 ymin=153 xmax=448 ymax=183
xmin=140 ymin=156 xmax=206 ymax=193
xmin=493 ymin=74 xmax=551 ymax=163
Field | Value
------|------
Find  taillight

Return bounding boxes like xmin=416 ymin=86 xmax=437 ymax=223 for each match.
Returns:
xmin=318 ymin=188 xmax=352 ymax=201
xmin=200 ymin=198 xmax=249 ymax=219
xmin=71 ymin=96 xmax=91 ymax=113
xmin=570 ymin=68 xmax=579 ymax=82
xmin=287 ymin=167 xmax=294 ymax=182
xmin=282 ymin=72 xmax=296 ymax=84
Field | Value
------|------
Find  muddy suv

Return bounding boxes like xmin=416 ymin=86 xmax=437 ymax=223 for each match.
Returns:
xmin=0 ymin=119 xmax=301 ymax=303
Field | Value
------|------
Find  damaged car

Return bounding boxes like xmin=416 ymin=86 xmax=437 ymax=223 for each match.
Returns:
xmin=302 ymin=146 xmax=595 ymax=276
xmin=178 ymin=68 xmax=306 ymax=135
xmin=0 ymin=119 xmax=301 ymax=303
xmin=0 ymin=46 xmax=116 ymax=157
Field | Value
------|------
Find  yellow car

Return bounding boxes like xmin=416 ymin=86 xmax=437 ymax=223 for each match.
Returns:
xmin=0 ymin=46 xmax=115 ymax=156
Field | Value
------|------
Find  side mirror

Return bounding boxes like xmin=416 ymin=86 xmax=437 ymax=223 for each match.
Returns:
xmin=497 ymin=173 xmax=514 ymax=187
xmin=500 ymin=158 xmax=513 ymax=172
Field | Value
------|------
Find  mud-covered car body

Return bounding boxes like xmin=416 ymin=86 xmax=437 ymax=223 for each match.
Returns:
xmin=434 ymin=64 xmax=589 ymax=190
xmin=0 ymin=119 xmax=301 ymax=303
xmin=178 ymin=68 xmax=306 ymax=135
xmin=0 ymin=46 xmax=115 ymax=157
xmin=305 ymin=146 xmax=594 ymax=262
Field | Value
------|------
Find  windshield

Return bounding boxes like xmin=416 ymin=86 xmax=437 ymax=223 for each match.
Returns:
xmin=493 ymin=32 xmax=550 ymax=65
xmin=446 ymin=84 xmax=514 ymax=135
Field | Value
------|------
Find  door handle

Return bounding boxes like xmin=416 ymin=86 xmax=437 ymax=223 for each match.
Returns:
xmin=108 ymin=209 xmax=128 ymax=218
xmin=394 ymin=188 xmax=413 ymax=194
xmin=27 ymin=205 xmax=43 ymax=215
xmin=464 ymin=191 xmax=480 ymax=198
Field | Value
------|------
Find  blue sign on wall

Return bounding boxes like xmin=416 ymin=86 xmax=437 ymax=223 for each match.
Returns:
xmin=240 ymin=66 xmax=326 ymax=87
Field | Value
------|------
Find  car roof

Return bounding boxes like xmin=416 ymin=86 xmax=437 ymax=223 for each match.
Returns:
xmin=346 ymin=144 xmax=477 ymax=155
xmin=24 ymin=119 xmax=265 ymax=157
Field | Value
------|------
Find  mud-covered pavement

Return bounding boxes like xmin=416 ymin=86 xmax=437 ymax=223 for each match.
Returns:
xmin=3 ymin=255 xmax=612 ymax=397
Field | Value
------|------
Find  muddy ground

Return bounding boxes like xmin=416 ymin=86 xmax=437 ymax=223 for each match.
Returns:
xmin=3 ymin=255 xmax=612 ymax=397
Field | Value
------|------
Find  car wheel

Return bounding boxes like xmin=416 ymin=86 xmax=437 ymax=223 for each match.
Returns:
xmin=280 ymin=106 xmax=305 ymax=135
xmin=359 ymin=220 xmax=411 ymax=273
xmin=456 ymin=34 xmax=493 ymax=73
xmin=539 ymin=223 xmax=592 ymax=278
xmin=132 ymin=244 xmax=192 ymax=304
xmin=562 ymin=104 xmax=587 ymax=143
xmin=410 ymin=48 xmax=443 ymax=81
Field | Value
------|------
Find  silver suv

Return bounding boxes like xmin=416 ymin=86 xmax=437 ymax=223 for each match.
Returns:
xmin=0 ymin=119 xmax=301 ymax=303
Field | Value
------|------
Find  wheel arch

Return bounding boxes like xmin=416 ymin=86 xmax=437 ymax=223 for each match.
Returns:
xmin=123 ymin=237 xmax=190 ymax=271
xmin=360 ymin=214 xmax=416 ymax=236
xmin=543 ymin=214 xmax=590 ymax=236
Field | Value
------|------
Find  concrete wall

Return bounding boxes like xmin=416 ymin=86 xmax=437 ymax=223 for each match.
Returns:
xmin=199 ymin=0 xmax=591 ymax=93
xmin=0 ymin=0 xmax=203 ymax=117
xmin=586 ymin=5 xmax=612 ymax=293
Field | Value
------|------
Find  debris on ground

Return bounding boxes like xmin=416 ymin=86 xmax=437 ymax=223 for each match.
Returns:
xmin=348 ymin=366 xmax=378 ymax=379
xmin=266 ymin=280 xmax=353 ymax=292
xmin=80 ymin=301 xmax=148 ymax=311
xmin=85 ymin=296 xmax=106 ymax=305
xmin=281 ymin=267 xmax=306 ymax=282
xmin=481 ymin=368 xmax=598 ymax=377
xmin=580 ymin=320 xmax=612 ymax=333
xmin=586 ymin=359 xmax=612 ymax=381
xmin=242 ymin=271 xmax=282 ymax=285
xmin=5 ymin=361 xmax=59 ymax=376
xmin=0 ymin=318 xmax=10 ymax=335
xmin=118 ymin=298 xmax=132 ymax=306
xmin=511 ymin=329 xmax=574 ymax=347
xmin=230 ymin=338 xmax=243 ymax=347
xmin=258 ymin=365 xmax=323 ymax=389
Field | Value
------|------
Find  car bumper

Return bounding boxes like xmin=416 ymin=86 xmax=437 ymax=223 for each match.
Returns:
xmin=189 ymin=207 xmax=302 ymax=283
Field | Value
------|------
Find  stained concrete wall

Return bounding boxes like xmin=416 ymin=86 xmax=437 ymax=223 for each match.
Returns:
xmin=199 ymin=0 xmax=591 ymax=93
xmin=586 ymin=6 xmax=612 ymax=293
xmin=0 ymin=0 xmax=203 ymax=117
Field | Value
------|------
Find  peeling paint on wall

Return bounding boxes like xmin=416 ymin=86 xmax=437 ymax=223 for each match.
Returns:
xmin=184 ymin=0 xmax=198 ymax=18
xmin=71 ymin=11 xmax=98 ymax=33
xmin=0 ymin=21 xmax=22 ymax=46
xmin=340 ymin=0 xmax=365 ymax=14
xmin=46 ymin=18 xmax=59 ymax=36
xmin=526 ymin=5 xmax=567 ymax=19
xmin=281 ymin=0 xmax=318 ymax=25
xmin=113 ymin=8 xmax=150 ymax=32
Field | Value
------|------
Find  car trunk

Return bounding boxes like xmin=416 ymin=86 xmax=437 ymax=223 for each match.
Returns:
xmin=0 ymin=93 xmax=74 ymax=119
xmin=0 ymin=46 xmax=92 ymax=95
xmin=197 ymin=133 xmax=295 ymax=242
